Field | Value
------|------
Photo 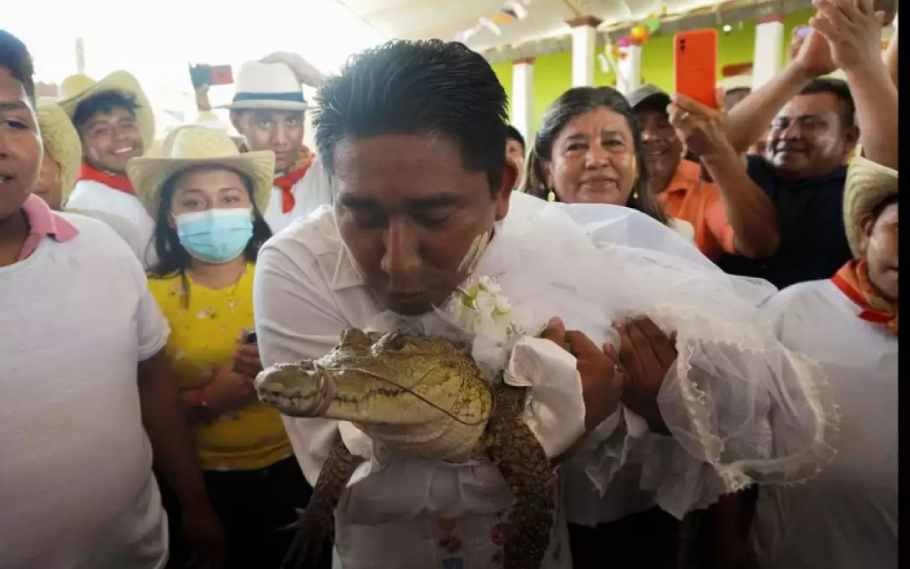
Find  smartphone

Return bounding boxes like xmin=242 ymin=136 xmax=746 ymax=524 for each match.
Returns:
xmin=189 ymin=64 xmax=234 ymax=88
xmin=674 ymin=29 xmax=718 ymax=109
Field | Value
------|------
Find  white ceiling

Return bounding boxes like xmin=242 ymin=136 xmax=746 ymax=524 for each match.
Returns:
xmin=336 ymin=1 xmax=727 ymax=51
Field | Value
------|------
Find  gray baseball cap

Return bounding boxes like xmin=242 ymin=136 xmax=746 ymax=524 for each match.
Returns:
xmin=626 ymin=84 xmax=671 ymax=111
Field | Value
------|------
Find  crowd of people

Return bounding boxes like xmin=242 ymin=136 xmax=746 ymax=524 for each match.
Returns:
xmin=0 ymin=1 xmax=898 ymax=568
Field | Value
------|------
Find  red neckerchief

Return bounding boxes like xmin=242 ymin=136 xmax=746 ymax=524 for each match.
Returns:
xmin=832 ymin=259 xmax=898 ymax=335
xmin=273 ymin=151 xmax=313 ymax=213
xmin=78 ymin=162 xmax=135 ymax=195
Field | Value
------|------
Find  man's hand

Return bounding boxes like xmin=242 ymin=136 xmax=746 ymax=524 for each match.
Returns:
xmin=790 ymin=24 xmax=837 ymax=79
xmin=183 ymin=504 xmax=226 ymax=569
xmin=261 ymin=52 xmax=325 ymax=87
xmin=203 ymin=364 xmax=257 ymax=416
xmin=540 ymin=317 xmax=624 ymax=431
xmin=668 ymin=90 xmax=736 ymax=160
xmin=614 ymin=317 xmax=677 ymax=434
xmin=810 ymin=0 xmax=886 ymax=73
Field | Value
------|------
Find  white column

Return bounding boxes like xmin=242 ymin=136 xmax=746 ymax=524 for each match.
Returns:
xmin=75 ymin=37 xmax=85 ymax=73
xmin=752 ymin=16 xmax=784 ymax=90
xmin=511 ymin=58 xmax=534 ymax=144
xmin=568 ymin=16 xmax=602 ymax=87
xmin=616 ymin=45 xmax=642 ymax=95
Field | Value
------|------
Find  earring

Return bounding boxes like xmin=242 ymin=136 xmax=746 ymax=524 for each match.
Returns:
xmin=632 ymin=191 xmax=639 ymax=200
xmin=547 ymin=190 xmax=556 ymax=202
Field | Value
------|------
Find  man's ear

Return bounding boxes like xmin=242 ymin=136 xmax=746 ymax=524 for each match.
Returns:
xmin=857 ymin=213 xmax=875 ymax=256
xmin=845 ymin=124 xmax=861 ymax=153
xmin=494 ymin=160 xmax=518 ymax=221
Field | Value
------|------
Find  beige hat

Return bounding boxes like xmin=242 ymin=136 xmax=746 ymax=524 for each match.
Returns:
xmin=127 ymin=125 xmax=275 ymax=218
xmin=221 ymin=61 xmax=308 ymax=111
xmin=36 ymin=101 xmax=83 ymax=202
xmin=843 ymin=156 xmax=899 ymax=258
xmin=58 ymin=73 xmax=95 ymax=100
xmin=58 ymin=70 xmax=156 ymax=151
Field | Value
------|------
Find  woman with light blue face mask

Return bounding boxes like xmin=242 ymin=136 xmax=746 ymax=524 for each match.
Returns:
xmin=127 ymin=125 xmax=328 ymax=569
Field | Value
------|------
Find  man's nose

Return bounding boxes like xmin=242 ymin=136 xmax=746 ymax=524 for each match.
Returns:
xmin=779 ymin=121 xmax=803 ymax=140
xmin=272 ymin=122 xmax=289 ymax=146
xmin=380 ymin=218 xmax=421 ymax=280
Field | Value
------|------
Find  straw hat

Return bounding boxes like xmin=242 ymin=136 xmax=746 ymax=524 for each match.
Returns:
xmin=843 ymin=156 xmax=899 ymax=258
xmin=220 ymin=61 xmax=308 ymax=111
xmin=58 ymin=73 xmax=95 ymax=100
xmin=58 ymin=70 xmax=156 ymax=151
xmin=127 ymin=125 xmax=274 ymax=218
xmin=36 ymin=101 xmax=82 ymax=203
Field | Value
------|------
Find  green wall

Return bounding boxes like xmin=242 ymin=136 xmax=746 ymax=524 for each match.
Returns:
xmin=493 ymin=8 xmax=813 ymax=133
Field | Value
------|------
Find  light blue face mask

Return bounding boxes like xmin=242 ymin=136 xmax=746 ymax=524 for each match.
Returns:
xmin=175 ymin=207 xmax=254 ymax=264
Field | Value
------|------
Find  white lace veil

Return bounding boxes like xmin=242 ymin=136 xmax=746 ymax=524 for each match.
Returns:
xmin=498 ymin=194 xmax=838 ymax=495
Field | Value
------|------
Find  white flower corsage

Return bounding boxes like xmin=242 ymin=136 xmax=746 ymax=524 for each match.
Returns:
xmin=447 ymin=275 xmax=524 ymax=376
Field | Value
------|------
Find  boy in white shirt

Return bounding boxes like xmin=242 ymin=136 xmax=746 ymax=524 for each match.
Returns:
xmin=0 ymin=30 xmax=224 ymax=569
xmin=59 ymin=69 xmax=157 ymax=266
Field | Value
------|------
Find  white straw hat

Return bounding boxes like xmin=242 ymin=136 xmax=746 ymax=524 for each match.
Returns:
xmin=221 ymin=61 xmax=308 ymax=111
xmin=126 ymin=125 xmax=275 ymax=218
xmin=58 ymin=70 xmax=156 ymax=152
xmin=36 ymin=101 xmax=82 ymax=203
xmin=843 ymin=156 xmax=899 ymax=258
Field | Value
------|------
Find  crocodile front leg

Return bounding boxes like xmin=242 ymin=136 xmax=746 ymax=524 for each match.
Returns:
xmin=485 ymin=384 xmax=556 ymax=569
xmin=282 ymin=436 xmax=362 ymax=569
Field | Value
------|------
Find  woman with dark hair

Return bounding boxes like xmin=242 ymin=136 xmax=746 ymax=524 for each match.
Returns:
xmin=523 ymin=86 xmax=678 ymax=227
xmin=128 ymin=125 xmax=325 ymax=569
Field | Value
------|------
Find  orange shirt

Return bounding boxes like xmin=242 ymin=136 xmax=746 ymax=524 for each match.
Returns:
xmin=656 ymin=159 xmax=737 ymax=260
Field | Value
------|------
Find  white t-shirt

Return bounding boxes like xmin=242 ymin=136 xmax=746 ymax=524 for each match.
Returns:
xmin=752 ymin=280 xmax=897 ymax=569
xmin=66 ymin=179 xmax=157 ymax=267
xmin=0 ymin=213 xmax=170 ymax=569
xmin=264 ymin=158 xmax=333 ymax=235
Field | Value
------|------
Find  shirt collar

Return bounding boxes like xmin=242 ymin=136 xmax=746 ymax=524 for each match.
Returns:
xmin=663 ymin=159 xmax=702 ymax=194
xmin=16 ymin=194 xmax=79 ymax=260
xmin=22 ymin=194 xmax=79 ymax=242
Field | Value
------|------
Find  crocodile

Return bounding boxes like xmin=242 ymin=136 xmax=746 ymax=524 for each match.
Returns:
xmin=255 ymin=328 xmax=555 ymax=569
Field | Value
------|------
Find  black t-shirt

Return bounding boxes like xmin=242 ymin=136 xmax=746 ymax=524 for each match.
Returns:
xmin=717 ymin=155 xmax=852 ymax=290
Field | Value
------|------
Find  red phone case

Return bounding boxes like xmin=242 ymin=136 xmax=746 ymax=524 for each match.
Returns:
xmin=208 ymin=65 xmax=234 ymax=86
xmin=674 ymin=29 xmax=718 ymax=109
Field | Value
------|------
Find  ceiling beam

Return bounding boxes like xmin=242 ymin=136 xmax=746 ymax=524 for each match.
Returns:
xmin=483 ymin=0 xmax=813 ymax=64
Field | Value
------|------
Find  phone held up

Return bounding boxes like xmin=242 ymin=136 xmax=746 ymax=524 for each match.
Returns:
xmin=189 ymin=63 xmax=234 ymax=89
xmin=673 ymin=28 xmax=718 ymax=109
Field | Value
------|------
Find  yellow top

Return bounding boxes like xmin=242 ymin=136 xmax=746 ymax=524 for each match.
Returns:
xmin=148 ymin=264 xmax=292 ymax=471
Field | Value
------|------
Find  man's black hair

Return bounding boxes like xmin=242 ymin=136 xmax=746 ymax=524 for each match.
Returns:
xmin=314 ymin=39 xmax=509 ymax=191
xmin=506 ymin=124 xmax=525 ymax=152
xmin=799 ymin=78 xmax=856 ymax=129
xmin=0 ymin=30 xmax=35 ymax=103
xmin=72 ymin=90 xmax=139 ymax=131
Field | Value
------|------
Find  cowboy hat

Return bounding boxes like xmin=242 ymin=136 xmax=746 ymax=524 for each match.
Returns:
xmin=36 ymin=101 xmax=82 ymax=203
xmin=127 ymin=125 xmax=275 ymax=218
xmin=843 ymin=156 xmax=898 ymax=258
xmin=58 ymin=73 xmax=95 ymax=100
xmin=58 ymin=70 xmax=156 ymax=151
xmin=220 ymin=61 xmax=309 ymax=112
